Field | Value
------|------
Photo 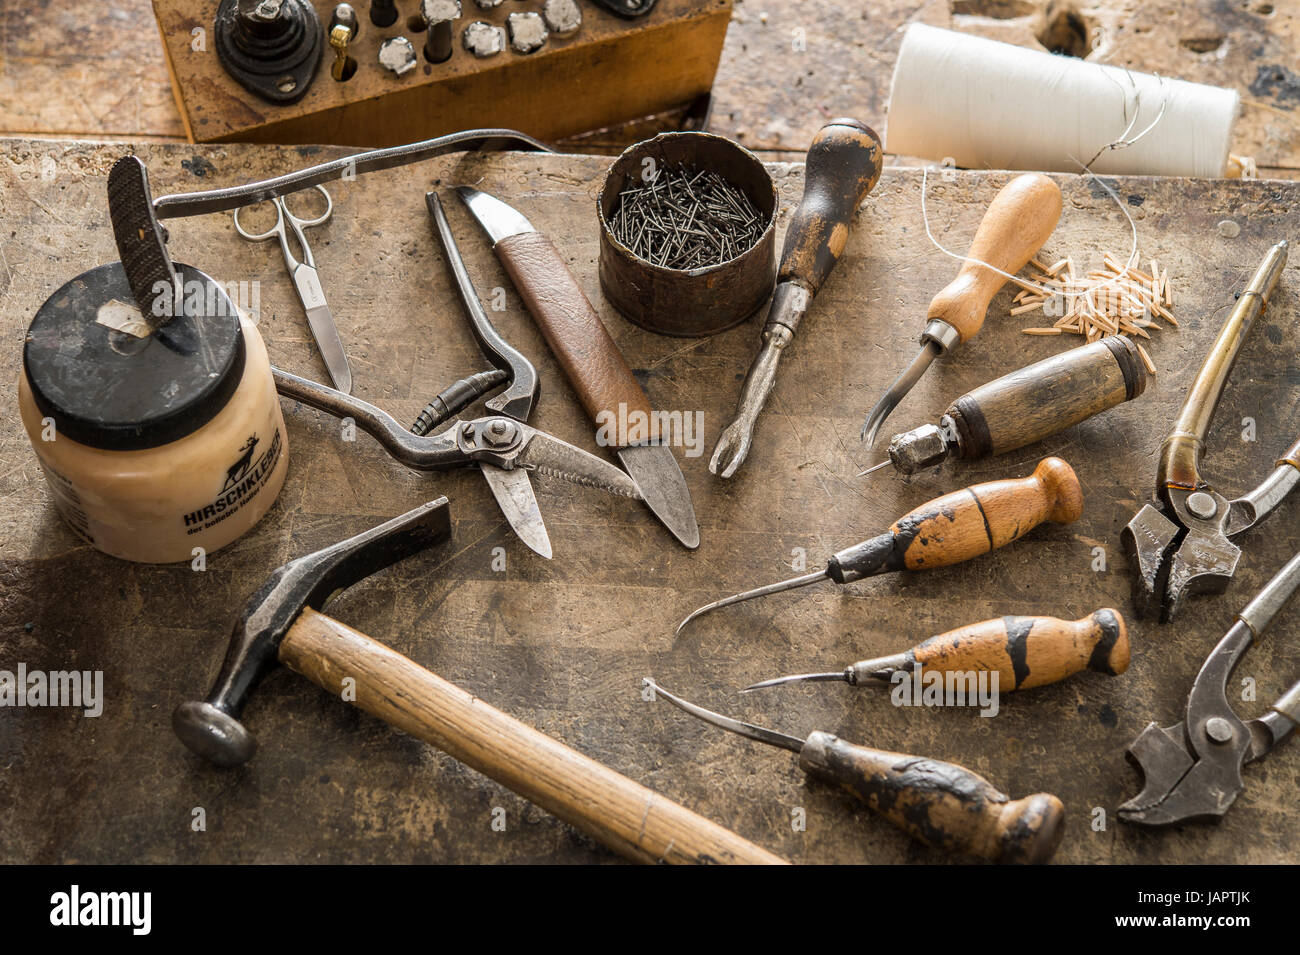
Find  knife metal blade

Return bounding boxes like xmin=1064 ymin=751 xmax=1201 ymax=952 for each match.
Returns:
xmin=617 ymin=446 xmax=699 ymax=548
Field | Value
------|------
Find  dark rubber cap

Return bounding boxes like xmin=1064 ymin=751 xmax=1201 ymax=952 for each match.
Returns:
xmin=24 ymin=261 xmax=245 ymax=450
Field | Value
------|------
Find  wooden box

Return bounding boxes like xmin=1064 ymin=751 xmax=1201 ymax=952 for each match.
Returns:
xmin=152 ymin=0 xmax=733 ymax=146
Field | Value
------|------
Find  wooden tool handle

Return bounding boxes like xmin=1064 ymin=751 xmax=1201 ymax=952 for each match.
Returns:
xmin=906 ymin=609 xmax=1130 ymax=691
xmin=495 ymin=230 xmax=657 ymax=443
xmin=777 ymin=118 xmax=883 ymax=294
xmin=948 ymin=337 xmax=1148 ymax=458
xmin=830 ymin=457 xmax=1083 ymax=582
xmin=927 ymin=173 xmax=1062 ymax=344
xmin=279 ymin=608 xmax=785 ymax=865
xmin=799 ymin=731 xmax=1065 ymax=863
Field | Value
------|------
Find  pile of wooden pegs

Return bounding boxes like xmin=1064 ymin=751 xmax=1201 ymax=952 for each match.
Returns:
xmin=1011 ymin=252 xmax=1179 ymax=374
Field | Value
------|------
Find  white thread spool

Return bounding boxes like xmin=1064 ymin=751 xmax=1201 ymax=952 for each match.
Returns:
xmin=885 ymin=24 xmax=1239 ymax=178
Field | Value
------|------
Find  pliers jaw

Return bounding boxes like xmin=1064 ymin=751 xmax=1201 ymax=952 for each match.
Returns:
xmin=1118 ymin=718 xmax=1250 ymax=827
xmin=1120 ymin=550 xmax=1300 ymax=828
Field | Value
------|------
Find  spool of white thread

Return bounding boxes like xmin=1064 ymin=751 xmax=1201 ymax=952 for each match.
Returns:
xmin=885 ymin=24 xmax=1240 ymax=178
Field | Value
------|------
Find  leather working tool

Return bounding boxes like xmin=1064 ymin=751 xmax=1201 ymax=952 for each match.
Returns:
xmin=1122 ymin=241 xmax=1299 ymax=622
xmin=709 ymin=119 xmax=884 ymax=478
xmin=862 ymin=336 xmax=1148 ymax=478
xmin=105 ymin=129 xmax=549 ymax=329
xmin=1119 ymin=549 xmax=1300 ymax=827
xmin=860 ymin=173 xmax=1064 ymax=448
xmin=744 ymin=609 xmax=1130 ymax=693
xmin=457 ymin=186 xmax=700 ymax=548
xmin=271 ymin=364 xmax=639 ymax=559
xmin=173 ymin=500 xmax=785 ymax=865
xmin=234 ymin=185 xmax=354 ymax=394
xmin=644 ymin=679 xmax=1065 ymax=863
xmin=676 ymin=456 xmax=1083 ymax=634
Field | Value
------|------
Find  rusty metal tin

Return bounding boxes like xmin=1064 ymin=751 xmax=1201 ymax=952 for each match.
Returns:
xmin=597 ymin=132 xmax=777 ymax=338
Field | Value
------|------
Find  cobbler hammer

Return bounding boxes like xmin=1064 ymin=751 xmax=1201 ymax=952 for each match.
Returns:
xmin=174 ymin=498 xmax=784 ymax=865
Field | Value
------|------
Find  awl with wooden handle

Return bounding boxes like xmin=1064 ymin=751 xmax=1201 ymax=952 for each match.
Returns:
xmin=645 ymin=679 xmax=1065 ymax=863
xmin=744 ymin=609 xmax=1130 ymax=692
xmin=861 ymin=173 xmax=1063 ymax=447
xmin=862 ymin=335 xmax=1148 ymax=477
xmin=676 ymin=456 xmax=1083 ymax=634
xmin=710 ymin=118 xmax=884 ymax=478
xmin=457 ymin=186 xmax=699 ymax=548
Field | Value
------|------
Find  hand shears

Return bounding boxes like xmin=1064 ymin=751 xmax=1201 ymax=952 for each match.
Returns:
xmin=269 ymin=192 xmax=644 ymax=559
xmin=234 ymin=185 xmax=353 ymax=395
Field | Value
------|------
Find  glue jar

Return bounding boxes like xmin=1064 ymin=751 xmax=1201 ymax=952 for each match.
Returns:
xmin=18 ymin=262 xmax=289 ymax=563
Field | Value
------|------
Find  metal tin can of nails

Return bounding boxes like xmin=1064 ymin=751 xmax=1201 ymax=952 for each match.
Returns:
xmin=597 ymin=132 xmax=778 ymax=337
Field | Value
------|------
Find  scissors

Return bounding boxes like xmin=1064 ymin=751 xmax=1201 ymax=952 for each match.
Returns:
xmin=266 ymin=192 xmax=647 ymax=559
xmin=234 ymin=185 xmax=353 ymax=394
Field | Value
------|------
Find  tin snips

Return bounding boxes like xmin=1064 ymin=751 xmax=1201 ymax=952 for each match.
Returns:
xmin=271 ymin=193 xmax=644 ymax=559
xmin=1119 ymin=550 xmax=1300 ymax=827
xmin=1122 ymin=241 xmax=1300 ymax=622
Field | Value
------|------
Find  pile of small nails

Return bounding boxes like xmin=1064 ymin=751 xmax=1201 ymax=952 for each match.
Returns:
xmin=608 ymin=164 xmax=765 ymax=270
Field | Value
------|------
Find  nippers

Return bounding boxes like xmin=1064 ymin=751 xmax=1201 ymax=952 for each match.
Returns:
xmin=1122 ymin=241 xmax=1300 ymax=621
xmin=270 ymin=192 xmax=643 ymax=560
xmin=1119 ymin=550 xmax=1300 ymax=827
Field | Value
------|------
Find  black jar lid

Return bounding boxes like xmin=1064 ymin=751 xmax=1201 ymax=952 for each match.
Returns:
xmin=23 ymin=262 xmax=246 ymax=451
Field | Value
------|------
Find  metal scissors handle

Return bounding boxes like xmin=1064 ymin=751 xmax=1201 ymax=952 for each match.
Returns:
xmin=233 ymin=185 xmax=352 ymax=394
xmin=233 ymin=184 xmax=333 ymax=265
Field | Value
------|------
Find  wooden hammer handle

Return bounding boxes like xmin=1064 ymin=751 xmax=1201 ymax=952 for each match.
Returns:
xmin=279 ymin=608 xmax=786 ymax=865
xmin=928 ymin=173 xmax=1062 ymax=344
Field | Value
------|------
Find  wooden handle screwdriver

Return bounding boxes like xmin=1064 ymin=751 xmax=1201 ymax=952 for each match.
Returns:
xmin=861 ymin=173 xmax=1063 ymax=447
xmin=646 ymin=680 xmax=1065 ymax=864
xmin=676 ymin=456 xmax=1083 ymax=634
xmin=745 ymin=609 xmax=1130 ymax=692
xmin=863 ymin=336 xmax=1148 ymax=477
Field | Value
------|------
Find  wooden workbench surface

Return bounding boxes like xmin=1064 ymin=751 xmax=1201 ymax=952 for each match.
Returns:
xmin=0 ymin=141 xmax=1297 ymax=864
xmin=2 ymin=1 xmax=1298 ymax=175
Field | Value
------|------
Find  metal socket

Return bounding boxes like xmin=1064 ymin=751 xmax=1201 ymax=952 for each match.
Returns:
xmin=597 ymin=132 xmax=777 ymax=337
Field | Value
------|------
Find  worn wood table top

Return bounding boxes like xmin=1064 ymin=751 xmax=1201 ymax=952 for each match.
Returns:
xmin=1 ymin=141 xmax=1297 ymax=863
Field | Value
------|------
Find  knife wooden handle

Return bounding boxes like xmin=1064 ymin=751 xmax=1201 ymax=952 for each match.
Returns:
xmin=496 ymin=230 xmax=656 ymax=445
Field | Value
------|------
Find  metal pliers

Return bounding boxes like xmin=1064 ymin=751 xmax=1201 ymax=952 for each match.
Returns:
xmin=272 ymin=193 xmax=643 ymax=559
xmin=1119 ymin=550 xmax=1300 ymax=826
xmin=1123 ymin=241 xmax=1300 ymax=622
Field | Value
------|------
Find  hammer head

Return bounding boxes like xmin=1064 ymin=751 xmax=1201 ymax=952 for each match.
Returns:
xmin=173 ymin=498 xmax=453 ymax=766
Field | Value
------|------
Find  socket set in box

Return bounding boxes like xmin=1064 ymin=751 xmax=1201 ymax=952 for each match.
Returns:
xmin=153 ymin=0 xmax=731 ymax=146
